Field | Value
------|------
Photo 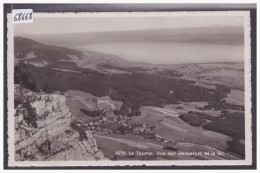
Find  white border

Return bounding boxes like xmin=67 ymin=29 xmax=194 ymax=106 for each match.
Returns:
xmin=7 ymin=11 xmax=252 ymax=167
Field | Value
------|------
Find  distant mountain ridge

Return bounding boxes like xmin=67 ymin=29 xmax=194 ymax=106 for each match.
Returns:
xmin=14 ymin=36 xmax=151 ymax=70
xmin=18 ymin=26 xmax=244 ymax=48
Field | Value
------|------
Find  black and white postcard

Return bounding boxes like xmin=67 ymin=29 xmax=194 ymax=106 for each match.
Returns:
xmin=4 ymin=5 xmax=256 ymax=168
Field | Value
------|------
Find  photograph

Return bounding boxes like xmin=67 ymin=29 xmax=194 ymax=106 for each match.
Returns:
xmin=4 ymin=5 xmax=256 ymax=168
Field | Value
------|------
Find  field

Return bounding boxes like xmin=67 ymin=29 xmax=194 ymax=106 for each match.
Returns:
xmin=224 ymin=90 xmax=244 ymax=106
xmin=64 ymin=90 xmax=98 ymax=122
xmin=128 ymin=106 xmax=232 ymax=151
xmin=94 ymin=131 xmax=238 ymax=160
xmin=64 ymin=90 xmax=123 ymax=121
xmin=172 ymin=62 xmax=244 ymax=90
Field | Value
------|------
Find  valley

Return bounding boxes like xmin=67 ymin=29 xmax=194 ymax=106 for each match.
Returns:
xmin=13 ymin=37 xmax=245 ymax=160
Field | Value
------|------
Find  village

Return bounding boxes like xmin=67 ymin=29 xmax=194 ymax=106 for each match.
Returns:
xmin=74 ymin=96 xmax=172 ymax=145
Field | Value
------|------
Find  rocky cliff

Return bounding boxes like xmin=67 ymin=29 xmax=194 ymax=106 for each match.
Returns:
xmin=14 ymin=85 xmax=105 ymax=161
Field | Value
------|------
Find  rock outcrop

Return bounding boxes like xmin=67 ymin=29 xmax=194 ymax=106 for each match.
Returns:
xmin=14 ymin=85 xmax=105 ymax=161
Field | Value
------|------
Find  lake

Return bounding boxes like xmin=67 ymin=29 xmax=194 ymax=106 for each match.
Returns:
xmin=76 ymin=42 xmax=244 ymax=64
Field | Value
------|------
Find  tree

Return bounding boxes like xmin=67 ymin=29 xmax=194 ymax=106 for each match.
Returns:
xmin=113 ymin=109 xmax=121 ymax=116
xmin=42 ymin=83 xmax=50 ymax=93
xmin=14 ymin=63 xmax=37 ymax=92
xmin=119 ymin=103 xmax=131 ymax=116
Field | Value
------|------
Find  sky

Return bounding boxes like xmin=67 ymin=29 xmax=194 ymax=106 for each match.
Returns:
xmin=14 ymin=15 xmax=244 ymax=35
